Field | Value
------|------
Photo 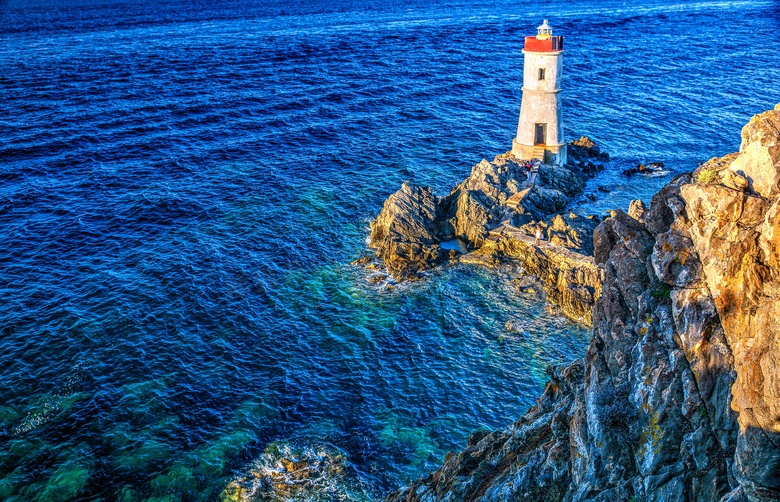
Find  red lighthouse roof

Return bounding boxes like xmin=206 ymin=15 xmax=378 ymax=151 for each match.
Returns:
xmin=524 ymin=20 xmax=564 ymax=52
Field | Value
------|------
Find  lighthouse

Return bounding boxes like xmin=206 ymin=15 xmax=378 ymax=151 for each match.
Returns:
xmin=512 ymin=20 xmax=567 ymax=166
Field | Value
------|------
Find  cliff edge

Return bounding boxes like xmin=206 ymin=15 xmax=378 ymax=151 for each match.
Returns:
xmin=384 ymin=106 xmax=780 ymax=502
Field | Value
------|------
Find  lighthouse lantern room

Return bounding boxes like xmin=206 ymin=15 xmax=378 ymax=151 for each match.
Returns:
xmin=512 ymin=20 xmax=567 ymax=166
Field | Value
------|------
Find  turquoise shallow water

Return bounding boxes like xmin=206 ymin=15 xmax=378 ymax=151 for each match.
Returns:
xmin=1 ymin=0 xmax=779 ymax=500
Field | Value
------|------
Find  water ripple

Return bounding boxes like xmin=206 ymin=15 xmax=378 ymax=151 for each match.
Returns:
xmin=1 ymin=0 xmax=779 ymax=500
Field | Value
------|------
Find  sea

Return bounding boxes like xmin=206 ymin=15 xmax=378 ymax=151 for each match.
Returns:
xmin=1 ymin=0 xmax=778 ymax=500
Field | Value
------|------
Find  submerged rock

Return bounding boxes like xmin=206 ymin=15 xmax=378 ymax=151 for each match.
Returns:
xmin=622 ymin=161 xmax=665 ymax=176
xmin=222 ymin=442 xmax=368 ymax=502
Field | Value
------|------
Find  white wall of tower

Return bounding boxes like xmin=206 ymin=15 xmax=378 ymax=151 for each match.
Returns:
xmin=512 ymin=46 xmax=567 ymax=165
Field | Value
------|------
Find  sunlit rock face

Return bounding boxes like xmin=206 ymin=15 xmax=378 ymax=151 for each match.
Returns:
xmin=681 ymin=107 xmax=780 ymax=502
xmin=384 ymin=106 xmax=780 ymax=502
xmin=368 ymin=145 xmax=596 ymax=318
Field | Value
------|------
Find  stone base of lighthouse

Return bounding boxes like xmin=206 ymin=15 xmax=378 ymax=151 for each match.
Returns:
xmin=512 ymin=139 xmax=567 ymax=166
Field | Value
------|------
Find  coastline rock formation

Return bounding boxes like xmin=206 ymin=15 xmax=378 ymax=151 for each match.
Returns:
xmin=366 ymin=139 xmax=601 ymax=321
xmin=368 ymin=182 xmax=452 ymax=281
xmin=384 ymin=107 xmax=780 ymax=502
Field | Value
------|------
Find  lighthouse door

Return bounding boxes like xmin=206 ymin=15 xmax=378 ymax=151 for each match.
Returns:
xmin=534 ymin=123 xmax=547 ymax=145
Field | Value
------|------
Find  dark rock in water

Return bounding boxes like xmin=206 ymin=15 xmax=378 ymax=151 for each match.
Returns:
xmin=597 ymin=185 xmax=610 ymax=193
xmin=368 ymin=182 xmax=448 ymax=280
xmin=568 ymin=136 xmax=610 ymax=163
xmin=367 ymin=274 xmax=386 ymax=284
xmin=623 ymin=162 xmax=665 ymax=176
xmin=384 ymin=105 xmax=780 ymax=502
xmin=510 ymin=276 xmax=544 ymax=296
xmin=579 ymin=161 xmax=606 ymax=177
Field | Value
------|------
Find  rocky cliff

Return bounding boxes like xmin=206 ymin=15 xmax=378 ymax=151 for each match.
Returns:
xmin=384 ymin=106 xmax=780 ymax=502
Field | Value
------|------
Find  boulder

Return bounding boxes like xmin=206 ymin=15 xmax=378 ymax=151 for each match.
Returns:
xmin=368 ymin=182 xmax=450 ymax=280
xmin=722 ymin=170 xmax=749 ymax=191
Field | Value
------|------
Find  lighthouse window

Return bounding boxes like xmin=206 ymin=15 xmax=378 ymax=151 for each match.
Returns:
xmin=538 ymin=68 xmax=546 ymax=80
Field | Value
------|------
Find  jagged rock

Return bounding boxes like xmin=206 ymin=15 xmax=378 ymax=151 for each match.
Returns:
xmin=679 ymin=105 xmax=780 ymax=502
xmin=671 ymin=287 xmax=737 ymax=450
xmin=517 ymin=212 xmax=600 ymax=256
xmin=369 ymin=149 xmax=592 ymax=283
xmin=368 ymin=182 xmax=449 ymax=280
xmin=439 ymin=155 xmax=566 ymax=247
xmin=350 ymin=256 xmax=371 ymax=266
xmin=535 ymin=164 xmax=585 ymax=197
xmin=569 ymin=136 xmax=610 ymax=163
xmin=512 ymin=185 xmax=570 ymax=220
xmin=651 ymin=232 xmax=706 ymax=288
xmin=628 ymin=199 xmax=647 ymax=222
xmin=440 ymin=186 xmax=501 ymax=246
xmin=385 ymin=363 xmax=584 ymax=502
xmin=728 ymin=108 xmax=780 ymax=198
xmin=644 ymin=174 xmax=691 ymax=236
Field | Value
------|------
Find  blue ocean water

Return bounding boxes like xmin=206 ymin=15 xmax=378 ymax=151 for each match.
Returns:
xmin=1 ymin=0 xmax=779 ymax=500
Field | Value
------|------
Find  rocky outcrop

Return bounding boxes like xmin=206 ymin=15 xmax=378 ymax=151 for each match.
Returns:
xmin=368 ymin=182 xmax=453 ymax=280
xmin=681 ymin=108 xmax=780 ymax=501
xmin=438 ymin=156 xmax=525 ymax=247
xmin=369 ymin=150 xmax=589 ymax=281
xmin=568 ymin=136 xmax=609 ymax=177
xmin=384 ymin=106 xmax=780 ymax=502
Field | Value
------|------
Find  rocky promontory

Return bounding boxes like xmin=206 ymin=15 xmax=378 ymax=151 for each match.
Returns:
xmin=364 ymin=138 xmax=605 ymax=322
xmin=384 ymin=105 xmax=780 ymax=501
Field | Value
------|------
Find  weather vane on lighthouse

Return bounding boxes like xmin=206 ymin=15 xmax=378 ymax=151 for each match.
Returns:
xmin=512 ymin=19 xmax=567 ymax=166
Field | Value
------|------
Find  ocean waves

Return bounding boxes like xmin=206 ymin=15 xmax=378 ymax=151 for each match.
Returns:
xmin=1 ymin=0 xmax=779 ymax=499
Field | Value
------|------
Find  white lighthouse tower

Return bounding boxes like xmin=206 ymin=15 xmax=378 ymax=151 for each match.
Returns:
xmin=512 ymin=20 xmax=567 ymax=166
